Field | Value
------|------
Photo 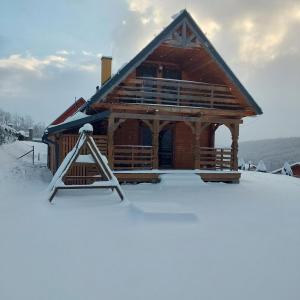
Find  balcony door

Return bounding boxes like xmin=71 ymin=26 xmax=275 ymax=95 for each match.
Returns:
xmin=159 ymin=127 xmax=174 ymax=169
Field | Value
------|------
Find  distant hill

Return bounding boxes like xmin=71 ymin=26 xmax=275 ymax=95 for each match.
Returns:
xmin=239 ymin=137 xmax=300 ymax=172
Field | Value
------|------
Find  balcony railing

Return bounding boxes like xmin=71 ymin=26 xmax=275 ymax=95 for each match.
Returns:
xmin=113 ymin=145 xmax=153 ymax=170
xmin=199 ymin=147 xmax=233 ymax=170
xmin=109 ymin=77 xmax=242 ymax=110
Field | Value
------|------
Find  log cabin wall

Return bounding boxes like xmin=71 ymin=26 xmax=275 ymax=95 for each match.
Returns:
xmin=48 ymin=135 xmax=56 ymax=173
xmin=114 ymin=119 xmax=139 ymax=145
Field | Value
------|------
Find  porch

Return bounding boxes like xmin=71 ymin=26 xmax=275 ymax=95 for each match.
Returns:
xmin=114 ymin=169 xmax=241 ymax=184
xmin=58 ymin=120 xmax=240 ymax=183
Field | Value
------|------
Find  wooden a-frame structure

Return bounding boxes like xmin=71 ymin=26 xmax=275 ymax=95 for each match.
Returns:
xmin=48 ymin=124 xmax=125 ymax=203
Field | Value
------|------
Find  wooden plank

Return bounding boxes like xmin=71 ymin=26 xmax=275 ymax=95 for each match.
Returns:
xmin=112 ymin=112 xmax=200 ymax=122
xmin=93 ymin=102 xmax=250 ymax=117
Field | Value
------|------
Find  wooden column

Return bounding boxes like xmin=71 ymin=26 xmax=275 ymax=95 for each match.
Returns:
xmin=231 ymin=123 xmax=239 ymax=171
xmin=152 ymin=119 xmax=159 ymax=169
xmin=194 ymin=122 xmax=202 ymax=169
xmin=107 ymin=115 xmax=115 ymax=169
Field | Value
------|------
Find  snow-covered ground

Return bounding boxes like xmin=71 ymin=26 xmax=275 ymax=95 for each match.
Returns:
xmin=1 ymin=141 xmax=300 ymax=300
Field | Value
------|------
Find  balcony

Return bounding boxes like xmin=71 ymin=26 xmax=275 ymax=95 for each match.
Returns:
xmin=110 ymin=77 xmax=242 ymax=110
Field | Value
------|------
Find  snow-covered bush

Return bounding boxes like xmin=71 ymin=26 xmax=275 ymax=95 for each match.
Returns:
xmin=244 ymin=161 xmax=256 ymax=171
xmin=238 ymin=158 xmax=246 ymax=170
xmin=281 ymin=162 xmax=293 ymax=176
xmin=256 ymin=160 xmax=267 ymax=172
xmin=0 ymin=124 xmax=18 ymax=145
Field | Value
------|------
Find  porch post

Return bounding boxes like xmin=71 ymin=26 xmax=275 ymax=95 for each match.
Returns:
xmin=107 ymin=115 xmax=115 ymax=169
xmin=152 ymin=119 xmax=159 ymax=169
xmin=231 ymin=123 xmax=239 ymax=171
xmin=194 ymin=122 xmax=202 ymax=169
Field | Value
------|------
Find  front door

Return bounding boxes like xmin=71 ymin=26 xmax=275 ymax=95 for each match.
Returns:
xmin=159 ymin=127 xmax=173 ymax=169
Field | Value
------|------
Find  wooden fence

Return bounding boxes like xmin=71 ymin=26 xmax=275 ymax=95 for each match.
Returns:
xmin=199 ymin=147 xmax=233 ymax=170
xmin=110 ymin=77 xmax=241 ymax=110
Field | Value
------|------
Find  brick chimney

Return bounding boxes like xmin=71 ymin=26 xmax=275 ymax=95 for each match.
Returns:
xmin=101 ymin=56 xmax=112 ymax=85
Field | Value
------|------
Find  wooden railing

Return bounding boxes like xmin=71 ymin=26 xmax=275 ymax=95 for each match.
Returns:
xmin=113 ymin=145 xmax=153 ymax=170
xmin=110 ymin=77 xmax=241 ymax=110
xmin=199 ymin=147 xmax=233 ymax=170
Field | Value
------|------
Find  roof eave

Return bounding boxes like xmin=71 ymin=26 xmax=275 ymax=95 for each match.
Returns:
xmin=44 ymin=110 xmax=110 ymax=136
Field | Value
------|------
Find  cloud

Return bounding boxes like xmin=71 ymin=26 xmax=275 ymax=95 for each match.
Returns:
xmin=56 ymin=50 xmax=75 ymax=56
xmin=0 ymin=51 xmax=100 ymax=123
xmin=78 ymin=64 xmax=97 ymax=72
xmin=119 ymin=0 xmax=300 ymax=67
xmin=232 ymin=4 xmax=300 ymax=65
xmin=81 ymin=50 xmax=102 ymax=58
xmin=0 ymin=52 xmax=100 ymax=108
xmin=0 ymin=54 xmax=67 ymax=74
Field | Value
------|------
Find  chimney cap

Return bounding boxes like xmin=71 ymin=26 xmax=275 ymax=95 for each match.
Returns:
xmin=101 ymin=56 xmax=112 ymax=60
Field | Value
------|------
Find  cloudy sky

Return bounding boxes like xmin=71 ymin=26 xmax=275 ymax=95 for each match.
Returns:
xmin=1 ymin=0 xmax=300 ymax=141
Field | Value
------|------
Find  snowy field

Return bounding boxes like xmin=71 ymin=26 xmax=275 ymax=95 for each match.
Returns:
xmin=1 ymin=141 xmax=300 ymax=300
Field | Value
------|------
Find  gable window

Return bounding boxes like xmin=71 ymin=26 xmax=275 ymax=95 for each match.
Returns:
xmin=162 ymin=68 xmax=181 ymax=80
xmin=136 ymin=64 xmax=157 ymax=78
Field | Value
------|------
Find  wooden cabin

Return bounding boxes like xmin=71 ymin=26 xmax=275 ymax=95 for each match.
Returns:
xmin=43 ymin=10 xmax=262 ymax=184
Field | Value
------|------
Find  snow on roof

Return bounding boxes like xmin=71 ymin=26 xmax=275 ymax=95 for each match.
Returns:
xmin=50 ymin=97 xmax=86 ymax=126
xmin=64 ymin=111 xmax=87 ymax=123
xmin=272 ymin=162 xmax=300 ymax=174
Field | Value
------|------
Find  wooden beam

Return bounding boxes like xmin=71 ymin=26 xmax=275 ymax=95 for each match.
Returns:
xmin=111 ymin=112 xmax=201 ymax=123
xmin=107 ymin=115 xmax=114 ymax=168
xmin=201 ymin=116 xmax=243 ymax=125
xmin=230 ymin=123 xmax=239 ymax=171
xmin=152 ymin=120 xmax=159 ymax=169
xmin=143 ymin=60 xmax=179 ymax=68
xmin=194 ymin=122 xmax=202 ymax=169
xmin=92 ymin=103 xmax=252 ymax=117
xmin=159 ymin=120 xmax=171 ymax=131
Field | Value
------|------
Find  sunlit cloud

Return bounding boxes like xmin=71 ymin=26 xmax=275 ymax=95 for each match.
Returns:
xmin=78 ymin=64 xmax=97 ymax=72
xmin=0 ymin=54 xmax=67 ymax=73
xmin=127 ymin=0 xmax=152 ymax=14
xmin=201 ymin=19 xmax=221 ymax=39
xmin=124 ymin=0 xmax=300 ymax=67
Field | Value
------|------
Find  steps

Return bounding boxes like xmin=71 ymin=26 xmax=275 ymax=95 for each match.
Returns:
xmin=159 ymin=173 xmax=206 ymax=186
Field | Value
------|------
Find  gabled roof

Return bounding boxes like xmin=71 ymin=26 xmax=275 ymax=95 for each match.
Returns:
xmin=81 ymin=9 xmax=262 ymax=115
xmin=45 ymin=110 xmax=110 ymax=135
xmin=51 ymin=97 xmax=86 ymax=125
